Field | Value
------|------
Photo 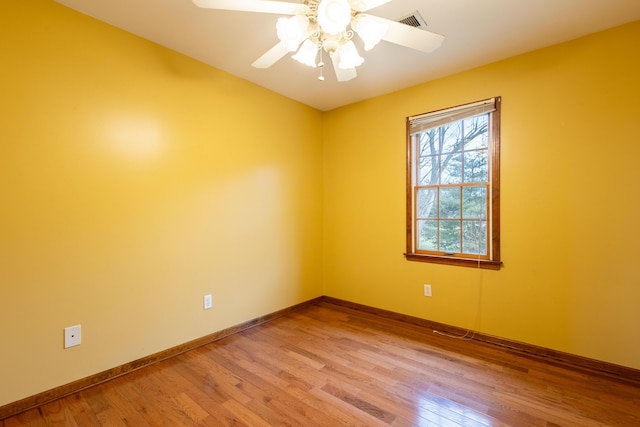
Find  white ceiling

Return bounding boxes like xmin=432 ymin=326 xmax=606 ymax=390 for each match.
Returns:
xmin=54 ymin=0 xmax=640 ymax=111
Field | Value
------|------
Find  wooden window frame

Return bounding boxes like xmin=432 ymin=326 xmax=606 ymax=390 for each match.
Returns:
xmin=404 ymin=97 xmax=502 ymax=270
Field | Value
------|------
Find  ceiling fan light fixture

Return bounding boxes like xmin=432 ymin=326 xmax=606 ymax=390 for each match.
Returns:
xmin=292 ymin=39 xmax=319 ymax=67
xmin=276 ymin=15 xmax=310 ymax=51
xmin=338 ymin=40 xmax=364 ymax=69
xmin=353 ymin=15 xmax=388 ymax=51
xmin=322 ymin=37 xmax=340 ymax=55
xmin=317 ymin=0 xmax=352 ymax=35
xmin=191 ymin=0 xmax=446 ymax=82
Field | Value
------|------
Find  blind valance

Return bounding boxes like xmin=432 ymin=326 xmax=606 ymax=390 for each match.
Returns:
xmin=408 ymin=98 xmax=496 ymax=135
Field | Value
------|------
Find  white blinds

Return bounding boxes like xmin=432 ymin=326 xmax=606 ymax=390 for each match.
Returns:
xmin=408 ymin=98 xmax=496 ymax=135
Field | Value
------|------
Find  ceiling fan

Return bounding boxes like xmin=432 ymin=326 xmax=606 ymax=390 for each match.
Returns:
xmin=192 ymin=0 xmax=444 ymax=82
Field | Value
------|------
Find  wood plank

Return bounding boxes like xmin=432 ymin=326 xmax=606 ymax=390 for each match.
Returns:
xmin=0 ymin=297 xmax=323 ymax=421
xmin=2 ymin=300 xmax=640 ymax=426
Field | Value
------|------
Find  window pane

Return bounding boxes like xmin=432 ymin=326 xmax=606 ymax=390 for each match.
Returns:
xmin=441 ymin=153 xmax=463 ymax=184
xmin=418 ymin=130 xmax=438 ymax=156
xmin=418 ymin=155 xmax=439 ymax=186
xmin=462 ymin=186 xmax=487 ymax=219
xmin=440 ymin=220 xmax=461 ymax=253
xmin=464 ymin=115 xmax=489 ymax=149
xmin=417 ymin=220 xmax=438 ymax=250
xmin=464 ymin=149 xmax=488 ymax=182
xmin=417 ymin=188 xmax=437 ymax=218
xmin=462 ymin=220 xmax=487 ymax=255
xmin=442 ymin=123 xmax=463 ymax=153
xmin=439 ymin=187 xmax=460 ymax=219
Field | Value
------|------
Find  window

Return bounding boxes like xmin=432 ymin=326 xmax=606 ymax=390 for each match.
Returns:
xmin=405 ymin=97 xmax=502 ymax=270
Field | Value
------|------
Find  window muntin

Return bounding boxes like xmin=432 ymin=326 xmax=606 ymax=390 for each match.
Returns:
xmin=406 ymin=97 xmax=501 ymax=270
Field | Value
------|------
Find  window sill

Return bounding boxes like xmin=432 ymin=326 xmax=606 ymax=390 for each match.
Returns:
xmin=404 ymin=253 xmax=502 ymax=270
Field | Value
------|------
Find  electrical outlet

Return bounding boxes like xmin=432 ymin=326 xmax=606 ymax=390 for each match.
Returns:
xmin=423 ymin=284 xmax=432 ymax=297
xmin=64 ymin=325 xmax=82 ymax=348
xmin=204 ymin=294 xmax=213 ymax=310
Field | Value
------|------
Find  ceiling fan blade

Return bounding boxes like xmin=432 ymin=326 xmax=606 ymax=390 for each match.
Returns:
xmin=360 ymin=14 xmax=444 ymax=53
xmin=252 ymin=42 xmax=290 ymax=68
xmin=193 ymin=0 xmax=309 ymax=15
xmin=330 ymin=52 xmax=357 ymax=82
xmin=350 ymin=0 xmax=393 ymax=13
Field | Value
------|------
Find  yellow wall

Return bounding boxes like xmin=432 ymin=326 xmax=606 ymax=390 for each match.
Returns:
xmin=324 ymin=21 xmax=640 ymax=370
xmin=0 ymin=1 xmax=323 ymax=405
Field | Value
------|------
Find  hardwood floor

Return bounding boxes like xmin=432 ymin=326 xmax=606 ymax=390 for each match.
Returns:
xmin=3 ymin=301 xmax=640 ymax=426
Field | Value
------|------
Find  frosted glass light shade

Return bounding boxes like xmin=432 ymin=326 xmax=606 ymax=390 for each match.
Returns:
xmin=338 ymin=41 xmax=364 ymax=69
xmin=276 ymin=15 xmax=309 ymax=52
xmin=353 ymin=15 xmax=388 ymax=51
xmin=292 ymin=40 xmax=318 ymax=67
xmin=317 ymin=0 xmax=351 ymax=35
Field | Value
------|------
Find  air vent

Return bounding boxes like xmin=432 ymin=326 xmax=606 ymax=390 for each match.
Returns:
xmin=397 ymin=11 xmax=427 ymax=29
